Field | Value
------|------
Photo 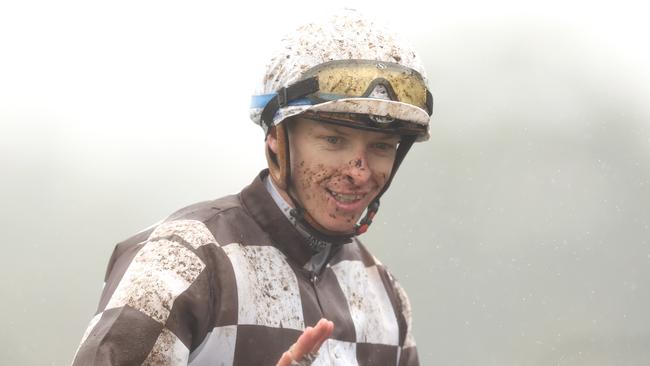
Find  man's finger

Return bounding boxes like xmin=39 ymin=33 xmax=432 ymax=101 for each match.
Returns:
xmin=276 ymin=328 xmax=316 ymax=366
xmin=310 ymin=319 xmax=334 ymax=352
xmin=289 ymin=327 xmax=318 ymax=361
xmin=275 ymin=319 xmax=335 ymax=366
xmin=276 ymin=350 xmax=295 ymax=366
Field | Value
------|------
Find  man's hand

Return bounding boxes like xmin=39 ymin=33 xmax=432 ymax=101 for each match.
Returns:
xmin=276 ymin=318 xmax=334 ymax=366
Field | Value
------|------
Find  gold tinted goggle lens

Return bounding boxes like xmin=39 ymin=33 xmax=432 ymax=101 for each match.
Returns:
xmin=302 ymin=60 xmax=430 ymax=113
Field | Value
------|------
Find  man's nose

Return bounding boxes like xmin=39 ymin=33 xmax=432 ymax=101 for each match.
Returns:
xmin=343 ymin=152 xmax=372 ymax=185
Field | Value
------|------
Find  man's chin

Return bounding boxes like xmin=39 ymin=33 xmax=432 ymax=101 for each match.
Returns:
xmin=317 ymin=215 xmax=360 ymax=235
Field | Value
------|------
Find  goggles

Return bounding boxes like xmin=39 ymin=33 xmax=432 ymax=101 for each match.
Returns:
xmin=257 ymin=59 xmax=433 ymax=131
xmin=302 ymin=60 xmax=433 ymax=115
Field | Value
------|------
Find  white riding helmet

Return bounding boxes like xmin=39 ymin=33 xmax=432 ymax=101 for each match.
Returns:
xmin=250 ymin=9 xmax=433 ymax=236
xmin=250 ymin=9 xmax=432 ymax=141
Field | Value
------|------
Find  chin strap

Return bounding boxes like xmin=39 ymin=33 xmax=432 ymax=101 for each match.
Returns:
xmin=288 ymin=204 xmax=355 ymax=245
xmin=354 ymin=200 xmax=379 ymax=235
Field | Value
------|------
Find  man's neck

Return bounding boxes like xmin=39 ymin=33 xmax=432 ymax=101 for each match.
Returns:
xmin=263 ymin=175 xmax=334 ymax=259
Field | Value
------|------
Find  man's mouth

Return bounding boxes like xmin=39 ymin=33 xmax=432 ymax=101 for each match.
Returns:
xmin=327 ymin=189 xmax=365 ymax=203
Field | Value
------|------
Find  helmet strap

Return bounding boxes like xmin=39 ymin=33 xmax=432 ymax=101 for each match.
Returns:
xmin=266 ymin=123 xmax=291 ymax=191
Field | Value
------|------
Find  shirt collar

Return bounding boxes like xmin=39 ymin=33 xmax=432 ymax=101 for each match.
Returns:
xmin=240 ymin=169 xmax=316 ymax=267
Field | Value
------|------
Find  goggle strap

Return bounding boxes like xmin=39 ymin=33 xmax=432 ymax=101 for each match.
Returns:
xmin=261 ymin=76 xmax=320 ymax=131
xmin=426 ymin=89 xmax=434 ymax=115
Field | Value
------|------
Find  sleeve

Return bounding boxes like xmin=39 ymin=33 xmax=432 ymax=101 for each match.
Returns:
xmin=71 ymin=220 xmax=217 ymax=366
xmin=391 ymin=274 xmax=420 ymax=366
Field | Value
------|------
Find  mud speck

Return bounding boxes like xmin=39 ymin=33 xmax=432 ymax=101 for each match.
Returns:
xmin=150 ymin=220 xmax=217 ymax=249
xmin=224 ymin=244 xmax=304 ymax=330
xmin=105 ymin=239 xmax=205 ymax=324
xmin=142 ymin=328 xmax=188 ymax=365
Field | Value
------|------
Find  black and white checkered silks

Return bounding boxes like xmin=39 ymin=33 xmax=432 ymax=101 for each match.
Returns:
xmin=73 ymin=171 xmax=419 ymax=366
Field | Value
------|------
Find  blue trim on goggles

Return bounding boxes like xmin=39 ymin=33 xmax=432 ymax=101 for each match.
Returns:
xmin=251 ymin=94 xmax=314 ymax=109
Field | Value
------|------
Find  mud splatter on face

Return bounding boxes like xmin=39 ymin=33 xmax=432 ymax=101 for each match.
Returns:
xmin=286 ymin=118 xmax=395 ymax=233
xmin=292 ymin=161 xmax=379 ymax=231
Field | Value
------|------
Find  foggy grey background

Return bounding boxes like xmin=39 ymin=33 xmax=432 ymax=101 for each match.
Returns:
xmin=1 ymin=1 xmax=649 ymax=365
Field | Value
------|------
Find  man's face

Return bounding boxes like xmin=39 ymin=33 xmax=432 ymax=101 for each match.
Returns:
xmin=284 ymin=117 xmax=400 ymax=233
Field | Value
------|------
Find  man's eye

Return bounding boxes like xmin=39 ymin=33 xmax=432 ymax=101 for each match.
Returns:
xmin=374 ymin=142 xmax=394 ymax=150
xmin=325 ymin=136 xmax=340 ymax=144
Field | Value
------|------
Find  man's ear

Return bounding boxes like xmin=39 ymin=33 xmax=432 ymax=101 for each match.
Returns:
xmin=266 ymin=126 xmax=279 ymax=155
xmin=265 ymin=124 xmax=288 ymax=190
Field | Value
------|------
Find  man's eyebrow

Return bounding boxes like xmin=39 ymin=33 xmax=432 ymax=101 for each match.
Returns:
xmin=319 ymin=123 xmax=350 ymax=136
xmin=376 ymin=134 xmax=401 ymax=141
xmin=369 ymin=133 xmax=401 ymax=143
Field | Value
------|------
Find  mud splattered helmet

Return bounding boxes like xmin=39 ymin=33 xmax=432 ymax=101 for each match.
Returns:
xmin=250 ymin=9 xmax=433 ymax=236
